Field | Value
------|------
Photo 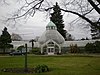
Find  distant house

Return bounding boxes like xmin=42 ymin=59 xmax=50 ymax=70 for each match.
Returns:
xmin=11 ymin=33 xmax=22 ymax=41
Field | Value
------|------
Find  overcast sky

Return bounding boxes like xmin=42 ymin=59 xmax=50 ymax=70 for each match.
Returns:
xmin=0 ymin=0 xmax=91 ymax=40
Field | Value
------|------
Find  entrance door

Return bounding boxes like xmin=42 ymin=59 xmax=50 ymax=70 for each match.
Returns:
xmin=47 ymin=47 xmax=54 ymax=55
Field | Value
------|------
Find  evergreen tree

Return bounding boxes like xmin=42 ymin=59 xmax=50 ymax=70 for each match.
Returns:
xmin=91 ymin=21 xmax=100 ymax=39
xmin=0 ymin=27 xmax=13 ymax=53
xmin=50 ymin=2 xmax=66 ymax=40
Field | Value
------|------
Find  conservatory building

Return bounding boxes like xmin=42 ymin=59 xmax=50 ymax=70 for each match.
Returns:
xmin=38 ymin=21 xmax=65 ymax=55
xmin=11 ymin=21 xmax=100 ymax=54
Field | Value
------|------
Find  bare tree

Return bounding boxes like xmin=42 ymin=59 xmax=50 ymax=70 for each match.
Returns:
xmin=1 ymin=0 xmax=100 ymax=30
xmin=61 ymin=0 xmax=100 ymax=29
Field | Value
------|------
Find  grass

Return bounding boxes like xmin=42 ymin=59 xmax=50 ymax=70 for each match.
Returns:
xmin=0 ymin=54 xmax=100 ymax=75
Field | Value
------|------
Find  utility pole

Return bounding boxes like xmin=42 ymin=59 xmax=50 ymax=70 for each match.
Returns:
xmin=24 ymin=43 xmax=28 ymax=72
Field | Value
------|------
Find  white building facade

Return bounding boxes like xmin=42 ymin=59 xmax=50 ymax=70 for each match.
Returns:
xmin=38 ymin=21 xmax=65 ymax=55
xmin=11 ymin=21 xmax=100 ymax=55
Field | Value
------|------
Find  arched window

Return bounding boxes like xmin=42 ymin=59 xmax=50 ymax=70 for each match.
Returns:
xmin=48 ymin=42 xmax=54 ymax=46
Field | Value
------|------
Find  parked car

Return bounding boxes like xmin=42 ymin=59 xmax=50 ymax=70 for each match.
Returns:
xmin=9 ymin=51 xmax=26 ymax=56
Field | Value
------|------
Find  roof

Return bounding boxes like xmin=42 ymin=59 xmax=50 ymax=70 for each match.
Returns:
xmin=62 ymin=40 xmax=100 ymax=47
xmin=46 ymin=21 xmax=56 ymax=27
xmin=38 ymin=21 xmax=65 ymax=44
xmin=11 ymin=41 xmax=39 ymax=48
xmin=38 ymin=30 xmax=65 ymax=44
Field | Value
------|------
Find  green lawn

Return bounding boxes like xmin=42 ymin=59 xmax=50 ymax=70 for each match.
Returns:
xmin=0 ymin=55 xmax=100 ymax=75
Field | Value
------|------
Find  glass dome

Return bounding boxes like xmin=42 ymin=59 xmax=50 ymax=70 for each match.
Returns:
xmin=46 ymin=21 xmax=57 ymax=30
xmin=38 ymin=21 xmax=65 ymax=44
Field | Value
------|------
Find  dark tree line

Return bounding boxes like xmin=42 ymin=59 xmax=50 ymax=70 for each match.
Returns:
xmin=85 ymin=41 xmax=100 ymax=53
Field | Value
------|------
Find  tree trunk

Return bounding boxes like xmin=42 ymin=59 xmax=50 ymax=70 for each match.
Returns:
xmin=3 ymin=45 xmax=5 ymax=54
xmin=32 ymin=41 xmax=34 ymax=50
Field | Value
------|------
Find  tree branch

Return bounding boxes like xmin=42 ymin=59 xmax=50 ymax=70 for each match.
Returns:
xmin=60 ymin=8 xmax=100 ymax=29
xmin=88 ymin=0 xmax=100 ymax=14
xmin=7 ymin=0 xmax=45 ymax=20
xmin=60 ymin=8 xmax=93 ymax=25
xmin=83 ymin=8 xmax=94 ymax=16
xmin=96 ymin=0 xmax=100 ymax=4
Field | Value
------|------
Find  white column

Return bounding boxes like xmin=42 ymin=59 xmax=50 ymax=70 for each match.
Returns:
xmin=41 ymin=46 xmax=43 ymax=54
xmin=59 ymin=46 xmax=61 ymax=53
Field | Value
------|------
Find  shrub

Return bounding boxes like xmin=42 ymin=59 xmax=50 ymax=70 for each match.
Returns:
xmin=70 ymin=44 xmax=79 ymax=53
xmin=94 ymin=41 xmax=100 ymax=53
xmin=85 ymin=43 xmax=95 ymax=53
xmin=34 ymin=64 xmax=49 ymax=73
xmin=30 ymin=47 xmax=41 ymax=55
xmin=85 ymin=41 xmax=100 ymax=53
